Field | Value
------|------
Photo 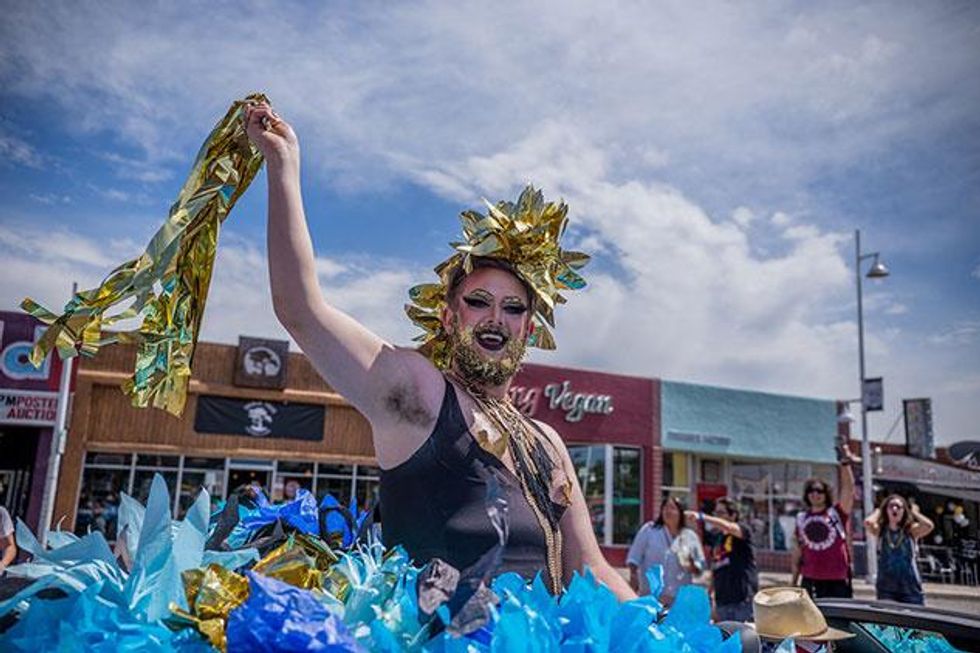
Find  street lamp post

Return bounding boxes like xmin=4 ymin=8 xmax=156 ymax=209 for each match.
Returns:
xmin=854 ymin=228 xmax=889 ymax=581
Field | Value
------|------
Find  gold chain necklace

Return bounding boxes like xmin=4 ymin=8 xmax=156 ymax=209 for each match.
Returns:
xmin=885 ymin=528 xmax=906 ymax=550
xmin=448 ymin=373 xmax=565 ymax=595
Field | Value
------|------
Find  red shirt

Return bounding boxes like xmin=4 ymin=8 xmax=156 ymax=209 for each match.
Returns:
xmin=796 ymin=503 xmax=850 ymax=580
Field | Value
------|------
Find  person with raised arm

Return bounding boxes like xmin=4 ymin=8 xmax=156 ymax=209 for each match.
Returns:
xmin=686 ymin=497 xmax=758 ymax=622
xmin=864 ymin=494 xmax=934 ymax=604
xmin=790 ymin=441 xmax=858 ymax=599
xmin=243 ymin=102 xmax=635 ymax=600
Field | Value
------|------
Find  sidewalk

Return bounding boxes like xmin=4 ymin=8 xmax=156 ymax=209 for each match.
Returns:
xmin=757 ymin=571 xmax=980 ymax=601
xmin=614 ymin=568 xmax=979 ymax=600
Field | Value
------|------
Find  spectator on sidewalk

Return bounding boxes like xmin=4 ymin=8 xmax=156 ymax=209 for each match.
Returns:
xmin=791 ymin=441 xmax=857 ymax=599
xmin=864 ymin=494 xmax=934 ymax=604
xmin=628 ymin=496 xmax=705 ymax=606
xmin=0 ymin=505 xmax=16 ymax=576
xmin=687 ymin=497 xmax=758 ymax=622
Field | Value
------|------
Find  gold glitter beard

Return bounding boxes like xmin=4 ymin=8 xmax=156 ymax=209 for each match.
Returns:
xmin=447 ymin=318 xmax=527 ymax=387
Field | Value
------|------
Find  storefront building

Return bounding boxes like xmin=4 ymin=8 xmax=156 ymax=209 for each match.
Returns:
xmin=53 ymin=337 xmax=659 ymax=565
xmin=848 ymin=441 xmax=980 ymax=579
xmin=508 ymin=363 xmax=659 ymax=564
xmin=660 ymin=380 xmax=841 ymax=570
xmin=0 ymin=310 xmax=73 ymax=532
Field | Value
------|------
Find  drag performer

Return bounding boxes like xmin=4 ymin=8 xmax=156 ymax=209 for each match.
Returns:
xmin=243 ymin=102 xmax=635 ymax=600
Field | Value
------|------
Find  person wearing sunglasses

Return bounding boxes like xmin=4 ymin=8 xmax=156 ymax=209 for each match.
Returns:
xmin=864 ymin=494 xmax=934 ymax=604
xmin=685 ymin=496 xmax=758 ymax=622
xmin=790 ymin=442 xmax=857 ymax=598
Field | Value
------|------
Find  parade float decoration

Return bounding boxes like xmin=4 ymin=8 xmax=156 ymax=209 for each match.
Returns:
xmin=1 ymin=473 xmax=745 ymax=652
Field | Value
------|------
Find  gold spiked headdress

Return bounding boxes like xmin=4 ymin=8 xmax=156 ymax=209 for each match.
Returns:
xmin=405 ymin=185 xmax=589 ymax=367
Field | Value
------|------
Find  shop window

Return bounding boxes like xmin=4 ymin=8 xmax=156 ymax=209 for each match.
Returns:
xmin=183 ymin=456 xmax=224 ymax=469
xmin=75 ymin=467 xmax=127 ymax=540
xmin=178 ymin=458 xmax=225 ymax=518
xmin=136 ymin=454 xmax=180 ymax=467
xmin=356 ymin=479 xmax=380 ymax=513
xmin=730 ymin=460 xmax=831 ymax=550
xmin=356 ymin=465 xmax=381 ymax=478
xmin=612 ymin=448 xmax=642 ymax=544
xmin=570 ymin=445 xmax=605 ymax=541
xmin=700 ymin=459 xmax=721 ymax=484
xmin=275 ymin=460 xmax=315 ymax=501
xmin=178 ymin=469 xmax=225 ymax=517
xmin=661 ymin=452 xmax=691 ymax=503
xmin=318 ymin=463 xmax=354 ymax=476
xmin=354 ymin=464 xmax=381 ymax=513
xmin=133 ymin=469 xmax=178 ymax=506
xmin=316 ymin=476 xmax=354 ymax=507
xmin=569 ymin=444 xmax=642 ymax=546
xmin=85 ymin=452 xmax=132 ymax=467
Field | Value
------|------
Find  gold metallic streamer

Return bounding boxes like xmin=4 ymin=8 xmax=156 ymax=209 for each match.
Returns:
xmin=21 ymin=93 xmax=268 ymax=415
xmin=170 ymin=563 xmax=250 ymax=652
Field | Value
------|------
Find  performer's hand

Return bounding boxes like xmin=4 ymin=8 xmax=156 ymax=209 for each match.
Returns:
xmin=243 ymin=101 xmax=298 ymax=166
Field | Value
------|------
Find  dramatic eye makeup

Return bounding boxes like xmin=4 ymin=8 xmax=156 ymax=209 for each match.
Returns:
xmin=501 ymin=298 xmax=528 ymax=315
xmin=462 ymin=290 xmax=493 ymax=308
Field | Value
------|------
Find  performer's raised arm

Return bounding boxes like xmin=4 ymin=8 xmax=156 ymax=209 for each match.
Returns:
xmin=244 ymin=102 xmax=442 ymax=449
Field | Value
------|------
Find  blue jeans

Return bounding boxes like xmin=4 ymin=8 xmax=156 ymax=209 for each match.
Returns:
xmin=877 ymin=588 xmax=924 ymax=605
xmin=715 ymin=599 xmax=753 ymax=622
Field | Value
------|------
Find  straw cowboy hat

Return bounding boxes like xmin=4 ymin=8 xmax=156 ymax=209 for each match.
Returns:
xmin=751 ymin=588 xmax=854 ymax=642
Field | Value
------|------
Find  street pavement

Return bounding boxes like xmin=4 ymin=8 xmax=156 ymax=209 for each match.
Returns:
xmin=615 ymin=568 xmax=979 ymax=614
xmin=757 ymin=571 xmax=980 ymax=614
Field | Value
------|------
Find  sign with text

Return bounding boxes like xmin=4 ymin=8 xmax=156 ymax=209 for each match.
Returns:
xmin=234 ymin=336 xmax=289 ymax=389
xmin=904 ymin=398 xmax=934 ymax=459
xmin=510 ymin=363 xmax=656 ymax=447
xmin=0 ymin=311 xmax=67 ymax=392
xmin=0 ymin=389 xmax=59 ymax=426
xmin=195 ymin=395 xmax=324 ymax=441
xmin=879 ymin=453 xmax=979 ymax=490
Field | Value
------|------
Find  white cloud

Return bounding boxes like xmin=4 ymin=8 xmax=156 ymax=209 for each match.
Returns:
xmin=2 ymin=2 xmax=977 ymax=203
xmin=29 ymin=193 xmax=71 ymax=205
xmin=99 ymin=152 xmax=174 ymax=183
xmin=928 ymin=322 xmax=980 ymax=347
xmin=0 ymin=223 xmax=422 ymax=353
xmin=1 ymin=1 xmax=977 ymax=446
xmin=732 ymin=207 xmax=755 ymax=228
xmin=972 ymin=264 xmax=980 ymax=280
xmin=782 ymin=224 xmax=822 ymax=241
xmin=0 ymin=130 xmax=44 ymax=168
xmin=771 ymin=212 xmax=792 ymax=227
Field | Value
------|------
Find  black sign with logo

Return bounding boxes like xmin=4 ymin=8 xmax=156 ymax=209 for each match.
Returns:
xmin=195 ymin=395 xmax=324 ymax=441
xmin=235 ymin=336 xmax=289 ymax=389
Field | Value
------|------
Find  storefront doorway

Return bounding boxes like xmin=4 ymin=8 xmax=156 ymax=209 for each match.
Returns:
xmin=0 ymin=426 xmax=41 ymax=523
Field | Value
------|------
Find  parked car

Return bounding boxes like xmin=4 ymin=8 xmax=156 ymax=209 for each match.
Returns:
xmin=719 ymin=598 xmax=980 ymax=652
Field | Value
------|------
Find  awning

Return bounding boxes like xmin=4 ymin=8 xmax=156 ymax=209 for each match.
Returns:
xmin=878 ymin=477 xmax=980 ymax=504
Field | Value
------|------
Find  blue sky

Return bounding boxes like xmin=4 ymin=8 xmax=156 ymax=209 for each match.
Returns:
xmin=1 ymin=1 xmax=977 ymax=446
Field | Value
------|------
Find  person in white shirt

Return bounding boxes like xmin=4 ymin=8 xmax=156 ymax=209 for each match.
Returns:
xmin=627 ymin=495 xmax=705 ymax=605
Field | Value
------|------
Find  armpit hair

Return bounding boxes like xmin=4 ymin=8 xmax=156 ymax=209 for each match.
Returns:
xmin=383 ymin=383 xmax=433 ymax=426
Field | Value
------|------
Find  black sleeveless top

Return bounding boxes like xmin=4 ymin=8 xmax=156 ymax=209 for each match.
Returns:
xmin=379 ymin=378 xmax=566 ymax=585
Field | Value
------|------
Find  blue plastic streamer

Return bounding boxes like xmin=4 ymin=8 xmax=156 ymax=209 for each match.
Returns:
xmin=226 ymin=571 xmax=361 ymax=652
